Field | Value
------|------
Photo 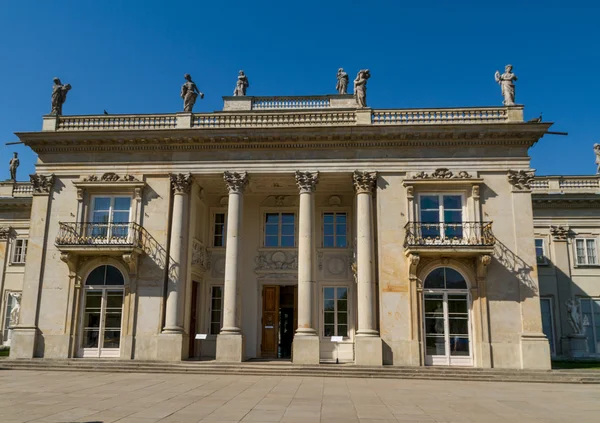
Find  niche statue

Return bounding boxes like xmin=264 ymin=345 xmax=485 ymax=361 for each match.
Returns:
xmin=181 ymin=74 xmax=204 ymax=112
xmin=51 ymin=77 xmax=72 ymax=115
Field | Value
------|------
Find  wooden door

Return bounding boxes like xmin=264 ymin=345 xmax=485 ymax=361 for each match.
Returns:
xmin=261 ymin=285 xmax=280 ymax=357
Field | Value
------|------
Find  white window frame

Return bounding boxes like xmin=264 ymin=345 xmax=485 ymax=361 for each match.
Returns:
xmin=322 ymin=286 xmax=349 ymax=339
xmin=580 ymin=298 xmax=600 ymax=355
xmin=262 ymin=211 xmax=297 ymax=248
xmin=322 ymin=211 xmax=349 ymax=249
xmin=10 ymin=239 xmax=28 ymax=264
xmin=417 ymin=193 xmax=467 ymax=242
xmin=540 ymin=297 xmax=556 ymax=356
xmin=208 ymin=285 xmax=224 ymax=335
xmin=574 ymin=238 xmax=599 ymax=266
xmin=535 ymin=238 xmax=548 ymax=265
xmin=211 ymin=211 xmax=227 ymax=248
xmin=88 ymin=195 xmax=133 ymax=241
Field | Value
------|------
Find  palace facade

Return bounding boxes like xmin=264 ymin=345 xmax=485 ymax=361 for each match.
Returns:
xmin=1 ymin=95 xmax=598 ymax=368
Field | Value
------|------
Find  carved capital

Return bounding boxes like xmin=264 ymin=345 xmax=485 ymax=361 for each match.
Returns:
xmin=0 ymin=226 xmax=10 ymax=240
xmin=408 ymin=253 xmax=420 ymax=279
xmin=223 ymin=171 xmax=249 ymax=194
xmin=550 ymin=225 xmax=570 ymax=241
xmin=507 ymin=170 xmax=535 ymax=190
xmin=295 ymin=171 xmax=319 ymax=193
xmin=30 ymin=173 xmax=55 ymax=195
xmin=170 ymin=173 xmax=193 ymax=195
xmin=353 ymin=170 xmax=377 ymax=194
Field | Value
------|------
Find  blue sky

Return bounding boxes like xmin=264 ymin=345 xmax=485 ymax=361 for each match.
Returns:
xmin=1 ymin=1 xmax=598 ymax=180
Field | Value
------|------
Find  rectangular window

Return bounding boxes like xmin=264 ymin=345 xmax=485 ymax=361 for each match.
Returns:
xmin=264 ymin=213 xmax=295 ymax=247
xmin=419 ymin=194 xmax=463 ymax=239
xmin=323 ymin=212 xmax=347 ymax=248
xmin=323 ymin=287 xmax=348 ymax=338
xmin=581 ymin=298 xmax=600 ymax=354
xmin=575 ymin=238 xmax=598 ymax=265
xmin=90 ymin=196 xmax=132 ymax=240
xmin=11 ymin=239 xmax=27 ymax=264
xmin=213 ymin=213 xmax=226 ymax=247
xmin=540 ymin=298 xmax=556 ymax=356
xmin=535 ymin=238 xmax=547 ymax=265
xmin=209 ymin=286 xmax=223 ymax=335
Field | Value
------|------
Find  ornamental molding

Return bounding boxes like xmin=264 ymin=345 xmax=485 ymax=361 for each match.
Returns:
xmin=223 ymin=171 xmax=249 ymax=194
xmin=532 ymin=197 xmax=600 ymax=209
xmin=550 ymin=225 xmax=570 ymax=241
xmin=353 ymin=170 xmax=377 ymax=193
xmin=507 ymin=169 xmax=535 ymax=190
xmin=191 ymin=238 xmax=207 ymax=271
xmin=0 ymin=226 xmax=11 ymax=240
xmin=295 ymin=171 xmax=319 ymax=193
xmin=29 ymin=173 xmax=55 ymax=194
xmin=170 ymin=173 xmax=193 ymax=194
xmin=413 ymin=168 xmax=472 ymax=180
xmin=255 ymin=249 xmax=298 ymax=272
xmin=82 ymin=173 xmax=140 ymax=182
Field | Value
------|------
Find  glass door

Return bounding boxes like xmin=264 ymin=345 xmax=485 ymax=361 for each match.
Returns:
xmin=81 ymin=288 xmax=124 ymax=358
xmin=424 ymin=291 xmax=472 ymax=366
xmin=89 ymin=197 xmax=132 ymax=243
xmin=419 ymin=194 xmax=464 ymax=243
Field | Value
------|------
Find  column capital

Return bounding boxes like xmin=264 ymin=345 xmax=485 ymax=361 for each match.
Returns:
xmin=223 ymin=171 xmax=249 ymax=194
xmin=170 ymin=173 xmax=193 ymax=195
xmin=507 ymin=169 xmax=535 ymax=190
xmin=295 ymin=171 xmax=319 ymax=193
xmin=353 ymin=170 xmax=377 ymax=194
xmin=29 ymin=173 xmax=55 ymax=195
xmin=550 ymin=225 xmax=570 ymax=241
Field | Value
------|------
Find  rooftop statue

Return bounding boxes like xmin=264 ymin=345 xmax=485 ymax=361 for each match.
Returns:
xmin=9 ymin=152 xmax=19 ymax=182
xmin=336 ymin=68 xmax=348 ymax=94
xmin=494 ymin=64 xmax=518 ymax=106
xmin=181 ymin=74 xmax=204 ymax=112
xmin=594 ymin=143 xmax=600 ymax=174
xmin=233 ymin=70 xmax=249 ymax=96
xmin=354 ymin=69 xmax=371 ymax=108
xmin=50 ymin=77 xmax=72 ymax=115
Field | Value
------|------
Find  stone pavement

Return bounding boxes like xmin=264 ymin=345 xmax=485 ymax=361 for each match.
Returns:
xmin=0 ymin=370 xmax=599 ymax=423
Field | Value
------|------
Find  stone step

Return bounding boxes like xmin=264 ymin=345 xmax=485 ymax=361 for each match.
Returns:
xmin=1 ymin=360 xmax=599 ymax=384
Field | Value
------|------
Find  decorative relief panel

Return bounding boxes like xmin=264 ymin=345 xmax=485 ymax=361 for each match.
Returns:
xmin=208 ymin=250 xmax=226 ymax=279
xmin=413 ymin=168 xmax=472 ymax=179
xmin=255 ymin=249 xmax=298 ymax=272
xmin=82 ymin=173 xmax=140 ymax=182
xmin=191 ymin=238 xmax=207 ymax=271
xmin=318 ymin=250 xmax=353 ymax=280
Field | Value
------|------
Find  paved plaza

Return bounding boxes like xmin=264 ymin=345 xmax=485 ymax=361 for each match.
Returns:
xmin=0 ymin=370 xmax=599 ymax=423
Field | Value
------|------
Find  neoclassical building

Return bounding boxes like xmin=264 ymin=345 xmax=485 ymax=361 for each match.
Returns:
xmin=1 ymin=94 xmax=598 ymax=368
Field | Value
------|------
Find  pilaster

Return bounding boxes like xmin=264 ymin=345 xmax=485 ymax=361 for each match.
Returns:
xmin=549 ymin=225 xmax=573 ymax=355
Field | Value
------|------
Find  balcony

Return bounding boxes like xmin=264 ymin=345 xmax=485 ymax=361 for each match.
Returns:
xmin=55 ymin=222 xmax=145 ymax=256
xmin=404 ymin=221 xmax=495 ymax=257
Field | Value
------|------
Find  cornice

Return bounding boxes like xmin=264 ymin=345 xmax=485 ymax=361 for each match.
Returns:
xmin=532 ymin=196 xmax=600 ymax=209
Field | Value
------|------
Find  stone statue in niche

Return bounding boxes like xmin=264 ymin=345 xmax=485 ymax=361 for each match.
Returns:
xmin=494 ymin=64 xmax=518 ymax=106
xmin=566 ymin=298 xmax=584 ymax=335
xmin=181 ymin=74 xmax=204 ymax=112
xmin=354 ymin=69 xmax=371 ymax=107
xmin=9 ymin=152 xmax=19 ymax=182
xmin=50 ymin=77 xmax=72 ymax=115
xmin=233 ymin=70 xmax=249 ymax=96
xmin=594 ymin=143 xmax=600 ymax=174
xmin=9 ymin=293 xmax=21 ymax=327
xmin=336 ymin=68 xmax=348 ymax=94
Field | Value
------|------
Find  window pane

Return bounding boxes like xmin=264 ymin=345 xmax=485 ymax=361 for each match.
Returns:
xmin=323 ymin=213 xmax=334 ymax=224
xmin=337 ymin=312 xmax=347 ymax=324
xmin=586 ymin=240 xmax=597 ymax=264
xmin=105 ymin=266 xmax=124 ymax=285
xmin=281 ymin=213 xmax=295 ymax=224
xmin=281 ymin=236 xmax=294 ymax=247
xmin=576 ymin=240 xmax=586 ymax=264
xmin=281 ymin=224 xmax=294 ymax=236
xmin=426 ymin=336 xmax=445 ymax=356
xmin=210 ymin=323 xmax=221 ymax=335
xmin=113 ymin=197 xmax=131 ymax=211
xmin=424 ymin=268 xmax=445 ymax=289
xmin=324 ymin=299 xmax=334 ymax=312
xmin=213 ymin=235 xmax=224 ymax=247
xmin=445 ymin=268 xmax=467 ymax=290
xmin=336 ymin=235 xmax=347 ymax=248
xmin=448 ymin=318 xmax=469 ymax=335
xmin=336 ymin=214 xmax=347 ymax=224
xmin=211 ymin=311 xmax=221 ymax=322
xmin=449 ymin=337 xmax=469 ymax=356
xmin=84 ymin=312 xmax=101 ymax=329
xmin=265 ymin=225 xmax=279 ymax=236
xmin=324 ymin=224 xmax=334 ymax=236
xmin=420 ymin=196 xmax=439 ymax=210
xmin=444 ymin=210 xmax=462 ymax=224
xmin=336 ymin=224 xmax=346 ymax=235
xmin=337 ymin=288 xmax=348 ymax=300
xmin=105 ymin=291 xmax=124 ymax=308
xmin=86 ymin=266 xmax=106 ymax=285
xmin=324 ymin=312 xmax=335 ymax=324
xmin=338 ymin=325 xmax=348 ymax=337
xmin=265 ymin=235 xmax=278 ymax=247
xmin=93 ymin=197 xmax=111 ymax=211
xmin=112 ymin=211 xmax=129 ymax=223
xmin=324 ymin=235 xmax=334 ymax=248
xmin=265 ymin=213 xmax=279 ymax=224
xmin=92 ymin=211 xmax=110 ymax=224
xmin=420 ymin=210 xmax=440 ymax=224
xmin=324 ymin=287 xmax=334 ymax=300
xmin=212 ymin=286 xmax=222 ymax=298
xmin=443 ymin=195 xmax=462 ymax=210
xmin=83 ymin=330 xmax=99 ymax=348
xmin=214 ymin=213 xmax=225 ymax=225
xmin=337 ymin=299 xmax=347 ymax=312
xmin=324 ymin=324 xmax=335 ymax=337
xmin=103 ymin=330 xmax=121 ymax=348
xmin=105 ymin=313 xmax=122 ymax=328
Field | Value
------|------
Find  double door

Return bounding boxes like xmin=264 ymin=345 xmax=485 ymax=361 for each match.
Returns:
xmin=80 ymin=288 xmax=124 ymax=358
xmin=261 ymin=285 xmax=297 ymax=359
xmin=423 ymin=291 xmax=472 ymax=366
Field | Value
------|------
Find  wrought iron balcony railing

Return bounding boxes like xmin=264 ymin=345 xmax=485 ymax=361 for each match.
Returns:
xmin=404 ymin=221 xmax=495 ymax=248
xmin=56 ymin=222 xmax=144 ymax=248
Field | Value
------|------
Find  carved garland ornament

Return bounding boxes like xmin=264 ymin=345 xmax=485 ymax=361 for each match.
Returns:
xmin=353 ymin=170 xmax=377 ymax=193
xmin=170 ymin=173 xmax=193 ymax=194
xmin=255 ymin=250 xmax=298 ymax=271
xmin=29 ymin=173 xmax=55 ymax=194
xmin=507 ymin=170 xmax=535 ymax=190
xmin=295 ymin=171 xmax=319 ymax=193
xmin=223 ymin=171 xmax=249 ymax=194
xmin=413 ymin=168 xmax=472 ymax=179
xmin=83 ymin=173 xmax=139 ymax=182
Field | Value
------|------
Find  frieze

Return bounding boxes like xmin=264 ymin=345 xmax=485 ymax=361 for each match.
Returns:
xmin=255 ymin=250 xmax=298 ymax=272
xmin=82 ymin=173 xmax=140 ymax=182
xmin=507 ymin=170 xmax=535 ymax=190
xmin=412 ymin=168 xmax=472 ymax=179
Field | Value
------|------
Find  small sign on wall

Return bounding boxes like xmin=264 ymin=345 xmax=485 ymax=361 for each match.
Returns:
xmin=331 ymin=336 xmax=343 ymax=343
xmin=195 ymin=334 xmax=208 ymax=340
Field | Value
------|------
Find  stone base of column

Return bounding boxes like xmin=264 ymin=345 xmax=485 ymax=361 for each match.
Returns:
xmin=520 ymin=333 xmax=551 ymax=370
xmin=216 ymin=334 xmax=244 ymax=362
xmin=157 ymin=332 xmax=186 ymax=361
xmin=355 ymin=336 xmax=383 ymax=366
xmin=9 ymin=326 xmax=39 ymax=359
xmin=292 ymin=336 xmax=320 ymax=364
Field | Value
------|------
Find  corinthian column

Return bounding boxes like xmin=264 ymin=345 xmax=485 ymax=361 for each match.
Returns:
xmin=292 ymin=171 xmax=320 ymax=364
xmin=216 ymin=171 xmax=248 ymax=362
xmin=163 ymin=173 xmax=192 ymax=333
xmin=352 ymin=170 xmax=382 ymax=365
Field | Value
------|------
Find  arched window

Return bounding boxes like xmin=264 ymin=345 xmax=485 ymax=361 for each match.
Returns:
xmin=424 ymin=267 xmax=467 ymax=290
xmin=85 ymin=265 xmax=124 ymax=286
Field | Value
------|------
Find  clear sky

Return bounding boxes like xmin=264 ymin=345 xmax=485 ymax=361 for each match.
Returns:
xmin=1 ymin=0 xmax=598 ymax=181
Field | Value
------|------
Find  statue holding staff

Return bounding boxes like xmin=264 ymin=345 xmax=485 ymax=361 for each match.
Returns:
xmin=50 ymin=77 xmax=72 ymax=115
xmin=336 ymin=68 xmax=348 ymax=94
xmin=494 ymin=64 xmax=518 ymax=106
xmin=181 ymin=73 xmax=204 ymax=112
xmin=354 ymin=69 xmax=371 ymax=107
xmin=233 ymin=70 xmax=249 ymax=96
